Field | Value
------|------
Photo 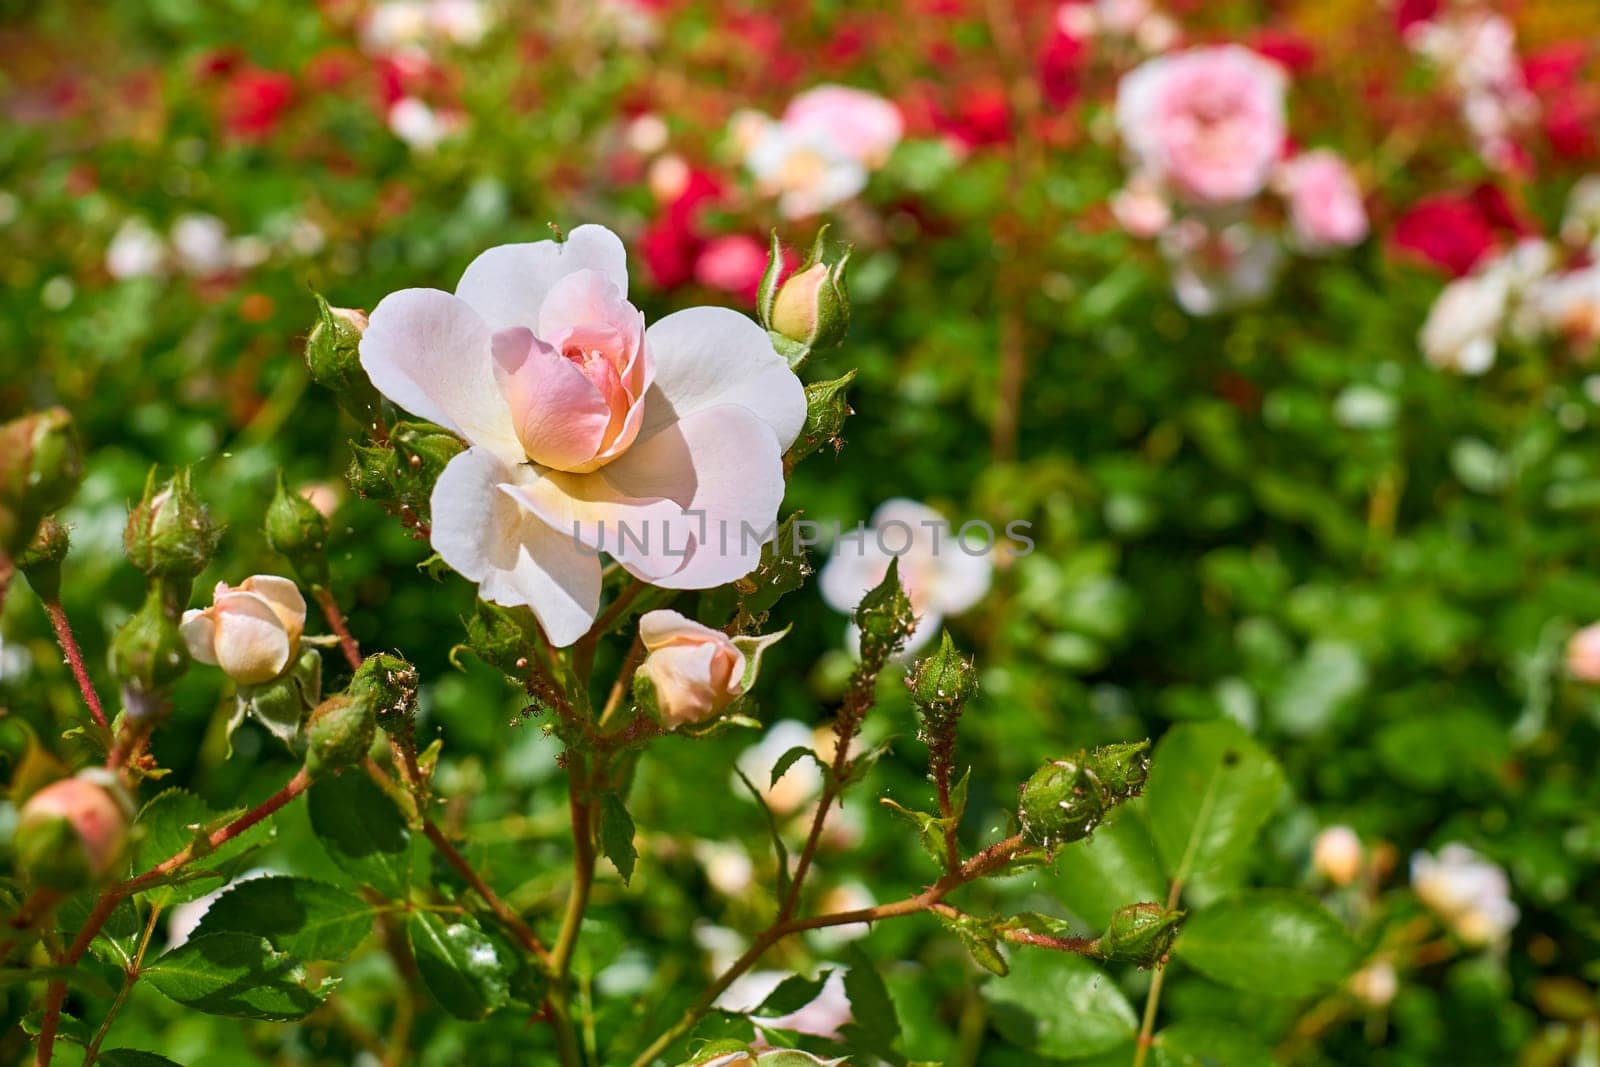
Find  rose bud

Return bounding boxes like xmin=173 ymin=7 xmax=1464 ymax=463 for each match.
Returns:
xmin=16 ymin=516 xmax=70 ymax=602
xmin=0 ymin=407 xmax=83 ymax=555
xmin=1567 ymin=623 xmax=1600 ymax=681
xmin=305 ymin=296 xmax=380 ymax=421
xmin=305 ymin=691 xmax=378 ymax=777
xmin=635 ymin=609 xmax=784 ymax=729
xmin=124 ymin=467 xmax=223 ymax=583
xmin=1312 ymin=825 xmax=1364 ymax=886
xmin=1018 ymin=754 xmax=1102 ymax=849
xmin=349 ymin=651 xmax=419 ymax=731
xmin=788 ymin=369 xmax=858 ymax=466
xmin=1096 ymin=902 xmax=1184 ymax=968
xmin=15 ymin=770 xmax=134 ymax=890
xmin=180 ymin=575 xmax=307 ymax=686
xmin=758 ymin=229 xmax=851 ymax=365
xmin=265 ymin=471 xmax=330 ymax=586
xmin=111 ymin=586 xmax=191 ymax=703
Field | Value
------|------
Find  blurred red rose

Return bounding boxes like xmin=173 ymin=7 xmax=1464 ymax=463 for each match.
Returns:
xmin=222 ymin=67 xmax=295 ymax=141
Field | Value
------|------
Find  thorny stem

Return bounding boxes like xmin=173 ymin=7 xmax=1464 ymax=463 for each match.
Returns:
xmin=313 ymin=585 xmax=363 ymax=671
xmin=628 ymin=834 xmax=1029 ymax=1067
xmin=36 ymin=767 xmax=314 ymax=1065
xmin=44 ymin=600 xmax=109 ymax=730
xmin=81 ymin=900 xmax=163 ymax=1066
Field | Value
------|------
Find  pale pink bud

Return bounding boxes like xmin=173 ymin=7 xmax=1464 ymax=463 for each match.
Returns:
xmin=180 ymin=574 xmax=307 ymax=686
xmin=1569 ymin=623 xmax=1600 ymax=681
xmin=17 ymin=772 xmax=133 ymax=886
xmin=637 ymin=609 xmax=747 ymax=726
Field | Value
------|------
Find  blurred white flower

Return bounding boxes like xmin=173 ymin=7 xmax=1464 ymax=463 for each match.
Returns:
xmin=1347 ymin=959 xmax=1398 ymax=1008
xmin=388 ymin=97 xmax=463 ymax=151
xmin=1411 ymin=844 xmax=1519 ymax=946
xmin=1419 ymin=271 xmax=1508 ymax=375
xmin=719 ymin=970 xmax=853 ymax=1040
xmin=693 ymin=841 xmax=755 ymax=897
xmin=1560 ymin=175 xmax=1600 ymax=250
xmin=1566 ymin=622 xmax=1600 ymax=681
xmin=1519 ymin=265 xmax=1600 ymax=353
xmin=1408 ymin=11 xmax=1537 ymax=170
xmin=1312 ymin=825 xmax=1363 ymax=886
xmin=171 ymin=213 xmax=232 ymax=278
xmin=106 ymin=218 xmax=166 ymax=280
xmin=1110 ymin=172 xmax=1171 ymax=238
xmin=362 ymin=0 xmax=489 ymax=54
xmin=808 ymin=882 xmax=874 ymax=948
xmin=740 ymin=85 xmax=902 ymax=219
xmin=819 ymin=498 xmax=993 ymax=658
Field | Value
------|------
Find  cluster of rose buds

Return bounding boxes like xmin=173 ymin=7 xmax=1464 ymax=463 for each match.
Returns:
xmin=1017 ymin=740 xmax=1152 ymax=850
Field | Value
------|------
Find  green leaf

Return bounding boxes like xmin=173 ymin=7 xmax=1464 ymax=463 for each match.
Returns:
xmin=599 ymin=792 xmax=638 ymax=886
xmin=1174 ymin=891 xmax=1358 ymax=999
xmin=1144 ymin=721 xmax=1285 ymax=901
xmin=1154 ymin=1020 xmax=1277 ymax=1067
xmin=193 ymin=876 xmax=373 ymax=962
xmin=132 ymin=790 xmax=266 ymax=906
xmin=734 ymin=768 xmax=790 ymax=902
xmin=1054 ymin=803 xmax=1168 ymax=929
xmin=307 ymin=771 xmax=412 ymax=898
xmin=770 ymin=744 xmax=819 ymax=788
xmin=98 ymin=1051 xmax=187 ymax=1067
xmin=144 ymin=932 xmax=330 ymax=1020
xmin=982 ymin=950 xmax=1137 ymax=1060
xmin=840 ymin=945 xmax=901 ymax=1060
xmin=756 ymin=970 xmax=833 ymax=1015
xmin=937 ymin=912 xmax=1008 ymax=976
xmin=406 ymin=912 xmax=511 ymax=1020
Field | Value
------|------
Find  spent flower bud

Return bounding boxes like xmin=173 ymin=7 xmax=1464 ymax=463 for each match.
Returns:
xmin=1096 ymin=902 xmax=1184 ymax=968
xmin=16 ymin=516 xmax=70 ymax=602
xmin=265 ymin=473 xmax=331 ymax=586
xmin=306 ymin=296 xmax=380 ymax=421
xmin=15 ymin=770 xmax=134 ymax=891
xmin=0 ymin=407 xmax=83 ymax=555
xmin=124 ymin=467 xmax=222 ymax=581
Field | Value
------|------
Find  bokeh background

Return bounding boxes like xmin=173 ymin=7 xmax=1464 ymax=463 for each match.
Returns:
xmin=4 ymin=0 xmax=1600 ymax=1064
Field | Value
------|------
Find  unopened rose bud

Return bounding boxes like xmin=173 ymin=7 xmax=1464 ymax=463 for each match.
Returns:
xmin=907 ymin=630 xmax=977 ymax=728
xmin=788 ymin=370 xmax=857 ymax=465
xmin=456 ymin=601 xmax=544 ymax=678
xmin=636 ymin=610 xmax=746 ymax=728
xmin=854 ymin=557 xmax=915 ymax=666
xmin=305 ymin=692 xmax=378 ymax=776
xmin=265 ymin=472 xmax=330 ymax=586
xmin=1084 ymin=739 xmax=1150 ymax=802
xmin=349 ymin=652 xmax=419 ymax=730
xmin=16 ymin=516 xmax=70 ymax=602
xmin=391 ymin=420 xmax=466 ymax=518
xmin=306 ymin=296 xmax=380 ymax=421
xmin=1018 ymin=754 xmax=1101 ymax=849
xmin=111 ymin=586 xmax=190 ymax=700
xmin=124 ymin=467 xmax=223 ymax=582
xmin=347 ymin=441 xmax=400 ymax=501
xmin=1312 ymin=825 xmax=1364 ymax=886
xmin=759 ymin=229 xmax=851 ymax=365
xmin=1347 ymin=960 xmax=1398 ymax=1008
xmin=0 ymin=407 xmax=84 ymax=555
xmin=1567 ymin=623 xmax=1600 ymax=682
xmin=15 ymin=771 xmax=134 ymax=890
xmin=180 ymin=575 xmax=306 ymax=686
xmin=1096 ymin=902 xmax=1184 ymax=968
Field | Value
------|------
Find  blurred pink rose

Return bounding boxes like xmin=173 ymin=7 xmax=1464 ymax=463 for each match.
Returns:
xmin=782 ymin=84 xmax=904 ymax=167
xmin=1279 ymin=150 xmax=1368 ymax=250
xmin=1568 ymin=623 xmax=1600 ymax=681
xmin=694 ymin=235 xmax=769 ymax=301
xmin=1116 ymin=46 xmax=1287 ymax=205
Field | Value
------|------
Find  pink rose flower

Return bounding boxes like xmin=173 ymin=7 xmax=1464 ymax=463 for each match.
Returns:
xmin=782 ymin=84 xmax=904 ymax=168
xmin=359 ymin=225 xmax=805 ymax=645
xmin=1567 ymin=623 xmax=1600 ymax=681
xmin=180 ymin=575 xmax=307 ymax=686
xmin=1278 ymin=150 xmax=1368 ymax=251
xmin=638 ymin=610 xmax=752 ymax=726
xmin=693 ymin=235 xmax=770 ymax=301
xmin=1116 ymin=45 xmax=1287 ymax=205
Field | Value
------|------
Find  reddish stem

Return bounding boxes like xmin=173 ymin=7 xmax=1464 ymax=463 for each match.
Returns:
xmin=44 ymin=600 xmax=109 ymax=730
xmin=313 ymin=586 xmax=362 ymax=671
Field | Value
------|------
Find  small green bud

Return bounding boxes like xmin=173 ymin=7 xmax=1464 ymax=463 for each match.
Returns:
xmin=762 ymin=227 xmax=851 ymax=366
xmin=0 ymin=408 xmax=84 ymax=555
xmin=15 ymin=771 xmax=134 ymax=891
xmin=1096 ymin=902 xmax=1184 ymax=968
xmin=391 ymin=421 xmax=465 ymax=524
xmin=123 ymin=467 xmax=222 ymax=581
xmin=16 ymin=516 xmax=70 ymax=602
xmin=855 ymin=557 xmax=916 ymax=666
xmin=305 ymin=692 xmax=378 ymax=776
xmin=265 ymin=473 xmax=331 ymax=586
xmin=1017 ymin=755 xmax=1102 ymax=849
xmin=346 ymin=441 xmax=400 ymax=501
xmin=349 ymin=652 xmax=419 ymax=730
xmin=788 ymin=370 xmax=857 ymax=465
xmin=110 ymin=585 xmax=189 ymax=702
xmin=305 ymin=297 xmax=380 ymax=422
xmin=907 ymin=631 xmax=978 ymax=718
xmin=1084 ymin=740 xmax=1151 ymax=803
xmin=456 ymin=602 xmax=544 ymax=679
